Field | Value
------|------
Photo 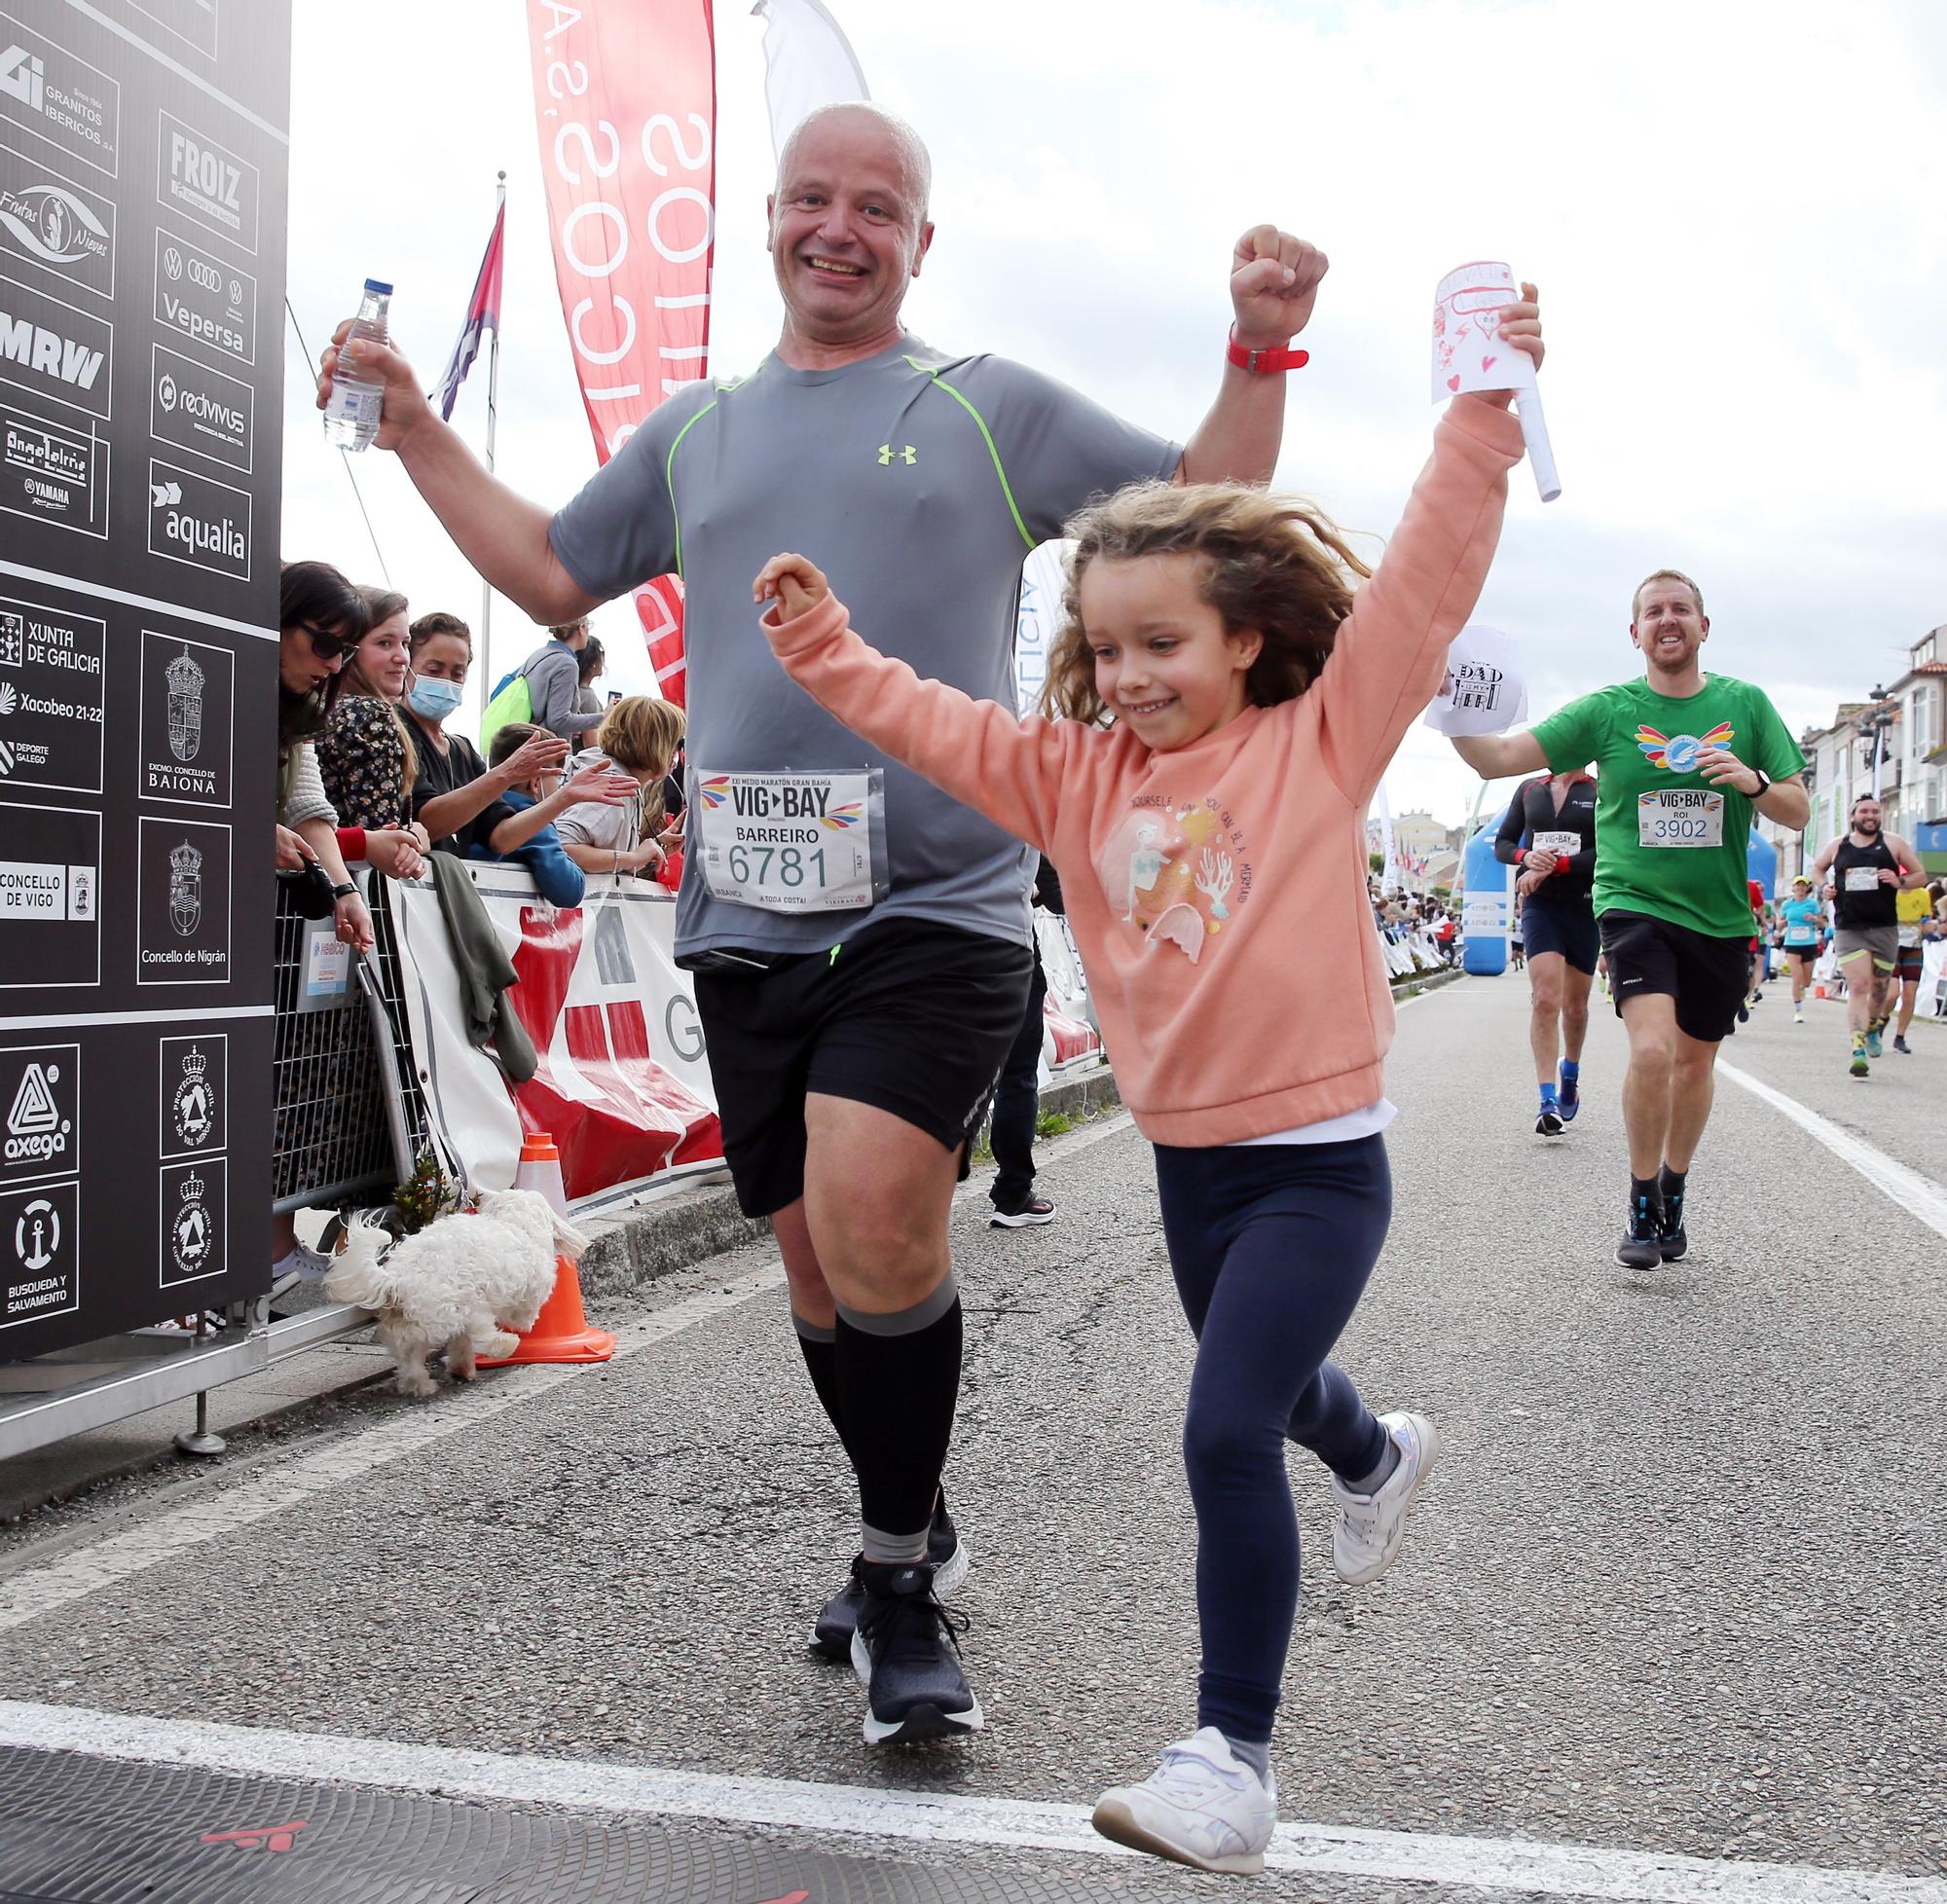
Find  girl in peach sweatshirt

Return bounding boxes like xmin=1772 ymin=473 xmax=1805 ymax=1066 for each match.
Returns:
xmin=753 ymin=297 xmax=1541 ymax=1872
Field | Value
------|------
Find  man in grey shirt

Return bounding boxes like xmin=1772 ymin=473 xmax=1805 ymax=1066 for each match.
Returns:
xmin=318 ymin=101 xmax=1326 ymax=1750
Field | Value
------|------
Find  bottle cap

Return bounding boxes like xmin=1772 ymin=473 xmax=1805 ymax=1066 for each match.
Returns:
xmin=364 ymin=277 xmax=393 ymax=295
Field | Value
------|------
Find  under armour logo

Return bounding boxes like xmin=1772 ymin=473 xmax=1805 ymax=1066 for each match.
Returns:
xmin=876 ymin=444 xmax=917 ymax=466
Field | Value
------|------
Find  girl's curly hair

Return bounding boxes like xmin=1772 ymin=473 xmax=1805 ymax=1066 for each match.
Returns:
xmin=1041 ymin=482 xmax=1375 ymax=725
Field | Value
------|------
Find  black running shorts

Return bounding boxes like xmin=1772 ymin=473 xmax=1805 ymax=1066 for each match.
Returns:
xmin=691 ymin=917 xmax=1034 ymax=1218
xmin=1520 ymin=894 xmax=1599 ymax=974
xmin=1598 ymin=907 xmax=1751 ymax=1044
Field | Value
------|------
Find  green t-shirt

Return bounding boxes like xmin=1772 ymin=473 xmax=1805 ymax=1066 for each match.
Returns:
xmin=1530 ymin=674 xmax=1805 ymax=939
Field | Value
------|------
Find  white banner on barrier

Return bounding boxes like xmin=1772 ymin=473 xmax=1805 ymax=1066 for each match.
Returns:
xmin=389 ymin=868 xmax=724 ymax=1214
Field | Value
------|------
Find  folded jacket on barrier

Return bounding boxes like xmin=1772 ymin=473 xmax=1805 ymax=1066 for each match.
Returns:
xmin=423 ymin=851 xmax=538 ymax=1083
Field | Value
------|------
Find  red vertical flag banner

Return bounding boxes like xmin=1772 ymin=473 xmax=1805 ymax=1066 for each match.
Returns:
xmin=526 ymin=0 xmax=716 ymax=705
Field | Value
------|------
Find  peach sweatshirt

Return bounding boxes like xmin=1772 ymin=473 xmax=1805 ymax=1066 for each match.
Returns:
xmin=765 ymin=398 xmax=1525 ymax=1147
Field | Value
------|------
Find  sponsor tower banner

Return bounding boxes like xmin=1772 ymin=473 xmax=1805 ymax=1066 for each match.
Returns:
xmin=0 ymin=2 xmax=288 ymax=1352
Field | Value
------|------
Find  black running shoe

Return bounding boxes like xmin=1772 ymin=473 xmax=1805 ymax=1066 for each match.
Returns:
xmin=811 ymin=1556 xmax=866 ymax=1663
xmin=1657 ymin=1189 xmax=1688 ymax=1263
xmin=1535 ymin=1104 xmax=1564 ymax=1136
xmin=851 ymin=1560 xmax=982 ymax=1744
xmin=990 ymin=1196 xmax=1057 ymax=1227
xmin=809 ymin=1500 xmax=969 ymax=1663
xmin=1615 ymin=1190 xmax=1664 ymax=1269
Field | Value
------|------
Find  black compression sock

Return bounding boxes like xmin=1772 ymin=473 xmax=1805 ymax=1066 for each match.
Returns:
xmin=834 ymin=1283 xmax=963 ymax=1561
xmin=1658 ymin=1165 xmax=1687 ymax=1199
xmin=792 ymin=1316 xmax=854 ymax=1460
xmin=1630 ymin=1175 xmax=1663 ymax=1210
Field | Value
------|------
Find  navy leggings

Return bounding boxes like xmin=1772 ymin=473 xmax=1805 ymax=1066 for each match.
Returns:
xmin=1153 ymin=1134 xmax=1393 ymax=1744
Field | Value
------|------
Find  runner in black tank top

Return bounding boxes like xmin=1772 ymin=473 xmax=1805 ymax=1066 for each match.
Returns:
xmin=1494 ymin=772 xmax=1598 ymax=1133
xmin=1811 ymin=793 xmax=1926 ymax=1078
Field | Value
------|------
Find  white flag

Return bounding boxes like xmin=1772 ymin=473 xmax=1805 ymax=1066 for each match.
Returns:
xmin=752 ymin=0 xmax=869 ymax=162
xmin=1422 ymin=624 xmax=1528 ymax=737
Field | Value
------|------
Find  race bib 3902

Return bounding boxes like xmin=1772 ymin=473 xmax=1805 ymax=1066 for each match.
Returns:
xmin=695 ymin=768 xmax=886 ymax=913
xmin=1636 ymin=788 xmax=1724 ymax=849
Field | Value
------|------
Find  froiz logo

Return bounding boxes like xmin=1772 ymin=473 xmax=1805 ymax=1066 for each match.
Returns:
xmin=0 ymin=47 xmax=45 ymax=112
xmin=0 ymin=303 xmax=104 ymax=389
xmin=168 ymin=130 xmax=240 ymax=210
xmin=0 ymin=183 xmax=108 ymax=268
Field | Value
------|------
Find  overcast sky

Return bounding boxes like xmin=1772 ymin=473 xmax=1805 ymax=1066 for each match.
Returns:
xmin=280 ymin=0 xmax=1947 ymax=828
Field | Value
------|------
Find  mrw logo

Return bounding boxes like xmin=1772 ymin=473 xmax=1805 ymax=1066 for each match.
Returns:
xmin=875 ymin=443 xmax=916 ymax=466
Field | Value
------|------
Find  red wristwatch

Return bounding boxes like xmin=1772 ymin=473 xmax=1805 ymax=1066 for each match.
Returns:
xmin=1228 ymin=325 xmax=1309 ymax=375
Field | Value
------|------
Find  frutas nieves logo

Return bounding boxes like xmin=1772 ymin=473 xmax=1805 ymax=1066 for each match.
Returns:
xmin=0 ymin=180 xmax=108 ymax=268
xmin=0 ymin=301 xmax=103 ymax=388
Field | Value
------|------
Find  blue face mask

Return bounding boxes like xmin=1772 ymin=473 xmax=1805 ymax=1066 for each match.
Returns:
xmin=406 ymin=676 xmax=463 ymax=721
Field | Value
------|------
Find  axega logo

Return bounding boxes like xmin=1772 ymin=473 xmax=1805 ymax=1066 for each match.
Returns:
xmin=5 ymin=1058 xmax=71 ymax=1168
xmin=0 ymin=299 xmax=104 ymax=391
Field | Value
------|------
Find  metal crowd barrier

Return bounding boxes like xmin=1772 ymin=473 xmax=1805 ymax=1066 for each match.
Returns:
xmin=0 ymin=872 xmax=427 ymax=1465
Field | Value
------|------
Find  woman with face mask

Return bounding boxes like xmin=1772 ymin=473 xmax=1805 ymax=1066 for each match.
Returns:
xmin=404 ymin=612 xmax=634 ymax=857
xmin=312 ymin=584 xmax=428 ymax=880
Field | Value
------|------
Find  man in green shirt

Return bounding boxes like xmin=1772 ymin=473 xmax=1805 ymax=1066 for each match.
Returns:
xmin=1449 ymin=569 xmax=1810 ymax=1269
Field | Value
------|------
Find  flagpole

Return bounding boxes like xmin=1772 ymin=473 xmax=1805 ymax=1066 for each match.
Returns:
xmin=479 ymin=169 xmax=506 ymax=734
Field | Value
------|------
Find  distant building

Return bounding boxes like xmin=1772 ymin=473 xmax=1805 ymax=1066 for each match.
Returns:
xmin=1763 ymin=624 xmax=1947 ymax=889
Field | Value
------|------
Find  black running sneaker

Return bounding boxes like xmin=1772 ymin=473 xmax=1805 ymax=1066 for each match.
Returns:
xmin=1615 ymin=1190 xmax=1664 ymax=1269
xmin=990 ymin=1196 xmax=1057 ymax=1227
xmin=811 ymin=1556 xmax=866 ymax=1664
xmin=851 ymin=1560 xmax=982 ymax=1744
xmin=1535 ymin=1103 xmax=1564 ymax=1136
xmin=1657 ymin=1188 xmax=1688 ymax=1263
xmin=809 ymin=1500 xmax=969 ymax=1662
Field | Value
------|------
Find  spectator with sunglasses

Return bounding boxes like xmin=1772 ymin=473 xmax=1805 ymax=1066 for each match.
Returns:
xmin=277 ymin=561 xmax=375 ymax=954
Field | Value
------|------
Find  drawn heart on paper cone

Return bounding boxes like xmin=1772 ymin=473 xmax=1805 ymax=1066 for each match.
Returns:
xmin=1481 ymin=354 xmax=1498 ymax=373
xmin=1447 ymin=374 xmax=1461 ymax=391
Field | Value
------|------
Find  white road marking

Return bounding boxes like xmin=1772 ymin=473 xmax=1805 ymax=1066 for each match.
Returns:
xmin=0 ymin=1264 xmax=787 ymax=1631
xmin=0 ymin=1701 xmax=1937 ymax=1904
xmin=1717 ymin=1058 xmax=1947 ymax=1240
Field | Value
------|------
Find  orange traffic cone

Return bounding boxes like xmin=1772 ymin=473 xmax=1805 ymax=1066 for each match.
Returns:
xmin=477 ymin=1131 xmax=615 ymax=1366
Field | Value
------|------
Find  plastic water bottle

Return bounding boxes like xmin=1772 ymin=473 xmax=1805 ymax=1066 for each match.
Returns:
xmin=322 ymin=277 xmax=392 ymax=451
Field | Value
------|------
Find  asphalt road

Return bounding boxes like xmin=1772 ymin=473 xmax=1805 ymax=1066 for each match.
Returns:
xmin=1 ymin=974 xmax=1941 ymax=1902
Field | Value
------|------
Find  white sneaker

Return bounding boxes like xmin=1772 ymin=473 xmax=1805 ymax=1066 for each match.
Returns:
xmin=1331 ymin=1410 xmax=1438 ymax=1585
xmin=1092 ymin=1728 xmax=1277 ymax=1874
xmin=271 ymin=1241 xmax=332 ymax=1296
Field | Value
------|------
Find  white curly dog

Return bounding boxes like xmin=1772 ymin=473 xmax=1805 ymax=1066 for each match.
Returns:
xmin=325 ymin=1189 xmax=588 ymax=1397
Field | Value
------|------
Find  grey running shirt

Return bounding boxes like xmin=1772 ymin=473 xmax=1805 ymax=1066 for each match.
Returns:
xmin=548 ymin=335 xmax=1180 ymax=959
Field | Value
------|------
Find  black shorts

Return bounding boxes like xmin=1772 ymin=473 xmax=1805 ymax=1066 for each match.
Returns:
xmin=691 ymin=917 xmax=1033 ymax=1218
xmin=1520 ymin=895 xmax=1599 ymax=973
xmin=1598 ymin=908 xmax=1751 ymax=1044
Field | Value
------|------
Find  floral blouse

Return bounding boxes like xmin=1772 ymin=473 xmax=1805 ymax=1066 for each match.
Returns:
xmin=316 ymin=695 xmax=411 ymax=828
